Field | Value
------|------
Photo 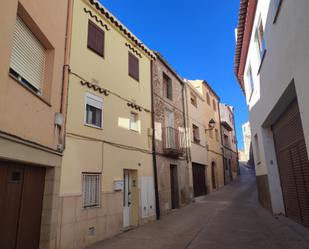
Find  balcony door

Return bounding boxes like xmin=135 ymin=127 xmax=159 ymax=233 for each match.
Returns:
xmin=165 ymin=109 xmax=174 ymax=128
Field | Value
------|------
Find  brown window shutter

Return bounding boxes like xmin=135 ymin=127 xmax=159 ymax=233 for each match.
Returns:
xmin=87 ymin=20 xmax=104 ymax=57
xmin=128 ymin=52 xmax=139 ymax=81
xmin=87 ymin=21 xmax=96 ymax=51
xmin=95 ymin=27 xmax=104 ymax=56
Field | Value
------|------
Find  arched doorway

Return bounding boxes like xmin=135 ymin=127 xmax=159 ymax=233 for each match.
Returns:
xmin=211 ymin=161 xmax=216 ymax=189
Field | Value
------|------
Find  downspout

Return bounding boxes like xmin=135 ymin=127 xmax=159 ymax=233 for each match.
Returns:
xmin=59 ymin=0 xmax=73 ymax=152
xmin=150 ymin=60 xmax=160 ymax=220
xmin=183 ymin=82 xmax=191 ymax=163
xmin=181 ymin=83 xmax=189 ymax=163
xmin=217 ymin=102 xmax=226 ymax=185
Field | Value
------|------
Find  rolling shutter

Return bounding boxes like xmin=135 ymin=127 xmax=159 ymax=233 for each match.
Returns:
xmin=10 ymin=16 xmax=46 ymax=91
xmin=272 ymin=99 xmax=309 ymax=227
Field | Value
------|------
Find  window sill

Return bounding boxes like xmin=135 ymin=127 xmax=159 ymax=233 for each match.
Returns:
xmin=87 ymin=46 xmax=104 ymax=58
xmin=129 ymin=74 xmax=139 ymax=82
xmin=9 ymin=73 xmax=51 ymax=107
xmin=130 ymin=128 xmax=140 ymax=133
xmin=257 ymin=50 xmax=267 ymax=75
xmin=83 ymin=204 xmax=100 ymax=210
xmin=84 ymin=123 xmax=103 ymax=130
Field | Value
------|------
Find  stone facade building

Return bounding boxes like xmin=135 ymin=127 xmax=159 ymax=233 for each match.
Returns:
xmin=219 ymin=103 xmax=239 ymax=183
xmin=152 ymin=52 xmax=191 ymax=215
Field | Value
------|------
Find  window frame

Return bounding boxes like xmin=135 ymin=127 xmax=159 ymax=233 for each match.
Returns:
xmin=246 ymin=64 xmax=254 ymax=102
xmin=87 ymin=20 xmax=105 ymax=57
xmin=163 ymin=73 xmax=173 ymax=100
xmin=128 ymin=52 xmax=139 ymax=81
xmin=129 ymin=112 xmax=139 ymax=132
xmin=9 ymin=15 xmax=46 ymax=95
xmin=192 ymin=124 xmax=200 ymax=143
xmin=255 ymin=17 xmax=266 ymax=66
xmin=212 ymin=99 xmax=217 ymax=112
xmin=84 ymin=92 xmax=103 ymax=129
xmin=190 ymin=92 xmax=197 ymax=107
xmin=82 ymin=173 xmax=101 ymax=209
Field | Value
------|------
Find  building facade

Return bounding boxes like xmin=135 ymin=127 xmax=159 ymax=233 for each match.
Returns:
xmin=152 ymin=52 xmax=191 ymax=215
xmin=235 ymin=0 xmax=309 ymax=228
xmin=58 ymin=0 xmax=156 ymax=248
xmin=241 ymin=121 xmax=253 ymax=164
xmin=219 ymin=103 xmax=239 ymax=183
xmin=185 ymin=80 xmax=225 ymax=195
xmin=0 ymin=0 xmax=68 ymax=248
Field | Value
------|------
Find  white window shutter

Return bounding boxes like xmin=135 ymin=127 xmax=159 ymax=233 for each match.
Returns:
xmin=10 ymin=16 xmax=46 ymax=91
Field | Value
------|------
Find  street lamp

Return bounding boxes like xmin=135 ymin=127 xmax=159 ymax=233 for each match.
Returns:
xmin=206 ymin=118 xmax=216 ymax=131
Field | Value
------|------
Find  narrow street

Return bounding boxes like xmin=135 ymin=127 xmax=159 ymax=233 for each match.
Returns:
xmin=89 ymin=165 xmax=309 ymax=249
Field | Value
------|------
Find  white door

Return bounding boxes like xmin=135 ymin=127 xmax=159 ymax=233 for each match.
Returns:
xmin=123 ymin=170 xmax=132 ymax=228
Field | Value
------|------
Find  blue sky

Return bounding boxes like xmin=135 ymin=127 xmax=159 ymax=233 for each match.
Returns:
xmin=99 ymin=0 xmax=248 ymax=149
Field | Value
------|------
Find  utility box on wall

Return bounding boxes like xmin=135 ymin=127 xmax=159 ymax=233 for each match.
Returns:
xmin=114 ymin=180 xmax=124 ymax=191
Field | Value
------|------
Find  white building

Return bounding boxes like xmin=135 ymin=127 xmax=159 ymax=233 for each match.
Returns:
xmin=242 ymin=121 xmax=252 ymax=162
xmin=235 ymin=0 xmax=309 ymax=228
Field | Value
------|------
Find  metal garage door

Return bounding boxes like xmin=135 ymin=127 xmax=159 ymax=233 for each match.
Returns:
xmin=272 ymin=99 xmax=309 ymax=227
xmin=192 ymin=163 xmax=207 ymax=197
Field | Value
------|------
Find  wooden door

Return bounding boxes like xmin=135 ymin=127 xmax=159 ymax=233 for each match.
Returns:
xmin=0 ymin=162 xmax=45 ymax=249
xmin=192 ymin=163 xmax=207 ymax=197
xmin=170 ymin=165 xmax=179 ymax=209
xmin=272 ymin=99 xmax=309 ymax=227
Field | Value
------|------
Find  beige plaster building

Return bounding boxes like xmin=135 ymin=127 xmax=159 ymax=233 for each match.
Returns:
xmin=0 ymin=0 xmax=68 ymax=248
xmin=219 ymin=103 xmax=239 ymax=183
xmin=152 ymin=52 xmax=191 ymax=215
xmin=58 ymin=0 xmax=156 ymax=248
xmin=185 ymin=80 xmax=224 ymax=195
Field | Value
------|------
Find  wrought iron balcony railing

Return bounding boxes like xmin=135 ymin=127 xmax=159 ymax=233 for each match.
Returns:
xmin=162 ymin=127 xmax=185 ymax=157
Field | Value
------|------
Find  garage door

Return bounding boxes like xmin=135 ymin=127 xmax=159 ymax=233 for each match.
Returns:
xmin=0 ymin=161 xmax=46 ymax=249
xmin=272 ymin=99 xmax=309 ymax=227
xmin=192 ymin=163 xmax=207 ymax=197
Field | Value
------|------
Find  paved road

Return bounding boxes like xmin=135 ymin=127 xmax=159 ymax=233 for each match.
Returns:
xmin=89 ymin=164 xmax=309 ymax=249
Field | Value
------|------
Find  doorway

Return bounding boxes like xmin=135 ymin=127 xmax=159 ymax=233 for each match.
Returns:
xmin=123 ymin=169 xmax=138 ymax=228
xmin=170 ymin=164 xmax=179 ymax=209
xmin=0 ymin=161 xmax=46 ymax=249
xmin=192 ymin=163 xmax=207 ymax=197
xmin=211 ymin=161 xmax=216 ymax=189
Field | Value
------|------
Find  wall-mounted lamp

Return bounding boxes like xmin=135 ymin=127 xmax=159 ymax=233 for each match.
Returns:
xmin=206 ymin=118 xmax=216 ymax=131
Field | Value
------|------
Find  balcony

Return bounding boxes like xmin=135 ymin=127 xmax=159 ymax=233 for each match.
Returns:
xmin=162 ymin=127 xmax=185 ymax=158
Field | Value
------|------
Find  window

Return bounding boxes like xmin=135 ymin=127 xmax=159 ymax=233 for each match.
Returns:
xmin=212 ymin=99 xmax=217 ymax=112
xmin=10 ymin=16 xmax=46 ymax=94
xmin=190 ymin=93 xmax=197 ymax=107
xmin=215 ymin=129 xmax=219 ymax=141
xmin=163 ymin=73 xmax=172 ymax=100
xmin=224 ymin=134 xmax=229 ymax=147
xmin=206 ymin=93 xmax=210 ymax=105
xmin=128 ymin=52 xmax=139 ymax=81
xmin=130 ymin=112 xmax=138 ymax=131
xmin=87 ymin=20 xmax=104 ymax=57
xmin=165 ymin=109 xmax=174 ymax=128
xmin=85 ymin=93 xmax=103 ymax=128
xmin=192 ymin=124 xmax=200 ymax=143
xmin=82 ymin=173 xmax=101 ymax=208
xmin=246 ymin=65 xmax=254 ymax=100
xmin=255 ymin=17 xmax=266 ymax=62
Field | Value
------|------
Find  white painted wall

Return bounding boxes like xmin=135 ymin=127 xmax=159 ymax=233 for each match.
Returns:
xmin=243 ymin=0 xmax=309 ymax=214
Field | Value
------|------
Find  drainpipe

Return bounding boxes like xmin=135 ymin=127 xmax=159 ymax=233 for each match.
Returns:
xmin=59 ymin=0 xmax=73 ymax=152
xmin=150 ymin=60 xmax=160 ymax=220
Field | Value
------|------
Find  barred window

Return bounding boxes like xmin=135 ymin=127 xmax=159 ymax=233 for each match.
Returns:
xmin=82 ymin=173 xmax=101 ymax=208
